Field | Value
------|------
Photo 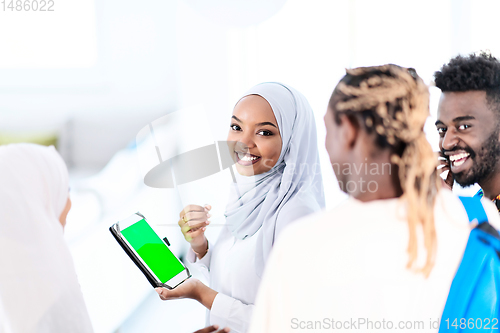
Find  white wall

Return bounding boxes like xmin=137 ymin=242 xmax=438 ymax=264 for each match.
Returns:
xmin=0 ymin=0 xmax=179 ymax=169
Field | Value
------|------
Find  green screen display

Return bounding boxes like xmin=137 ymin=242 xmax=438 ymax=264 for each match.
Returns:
xmin=121 ymin=219 xmax=185 ymax=283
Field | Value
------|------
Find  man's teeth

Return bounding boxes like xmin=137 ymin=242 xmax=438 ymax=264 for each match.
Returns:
xmin=449 ymin=152 xmax=470 ymax=162
xmin=237 ymin=152 xmax=258 ymax=161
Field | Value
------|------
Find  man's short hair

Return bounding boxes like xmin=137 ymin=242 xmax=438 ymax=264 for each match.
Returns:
xmin=434 ymin=51 xmax=500 ymax=116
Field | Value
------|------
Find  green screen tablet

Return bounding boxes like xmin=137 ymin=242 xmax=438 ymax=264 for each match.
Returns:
xmin=110 ymin=213 xmax=190 ymax=289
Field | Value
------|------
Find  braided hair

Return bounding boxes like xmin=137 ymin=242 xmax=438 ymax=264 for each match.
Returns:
xmin=330 ymin=64 xmax=441 ymax=276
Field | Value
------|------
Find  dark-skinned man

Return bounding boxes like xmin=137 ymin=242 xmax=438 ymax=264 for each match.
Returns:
xmin=435 ymin=52 xmax=500 ymax=211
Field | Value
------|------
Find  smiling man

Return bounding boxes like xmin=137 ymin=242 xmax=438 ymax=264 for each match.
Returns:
xmin=435 ymin=52 xmax=500 ymax=209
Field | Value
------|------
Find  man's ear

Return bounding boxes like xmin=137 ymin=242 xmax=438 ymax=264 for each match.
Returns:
xmin=338 ymin=113 xmax=359 ymax=149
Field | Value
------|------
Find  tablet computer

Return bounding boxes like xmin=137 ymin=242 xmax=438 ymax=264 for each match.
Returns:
xmin=109 ymin=212 xmax=191 ymax=289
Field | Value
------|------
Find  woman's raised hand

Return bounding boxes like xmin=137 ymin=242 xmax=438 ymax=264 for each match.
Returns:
xmin=179 ymin=204 xmax=211 ymax=257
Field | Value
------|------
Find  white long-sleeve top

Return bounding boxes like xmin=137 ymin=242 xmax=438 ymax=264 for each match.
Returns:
xmin=186 ymin=225 xmax=262 ymax=333
xmin=186 ymin=191 xmax=322 ymax=332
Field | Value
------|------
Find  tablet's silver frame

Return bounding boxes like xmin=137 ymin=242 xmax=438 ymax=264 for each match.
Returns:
xmin=113 ymin=213 xmax=190 ymax=289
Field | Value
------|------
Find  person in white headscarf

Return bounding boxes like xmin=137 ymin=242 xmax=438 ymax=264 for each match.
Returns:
xmin=155 ymin=82 xmax=325 ymax=332
xmin=0 ymin=143 xmax=94 ymax=333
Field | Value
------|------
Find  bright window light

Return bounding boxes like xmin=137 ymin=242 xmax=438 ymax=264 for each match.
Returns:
xmin=0 ymin=0 xmax=97 ymax=68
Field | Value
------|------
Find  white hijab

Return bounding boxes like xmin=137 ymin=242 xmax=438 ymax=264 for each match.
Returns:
xmin=225 ymin=82 xmax=325 ymax=275
xmin=0 ymin=144 xmax=93 ymax=333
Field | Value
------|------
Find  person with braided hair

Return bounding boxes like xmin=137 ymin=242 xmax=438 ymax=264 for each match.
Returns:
xmin=247 ymin=65 xmax=500 ymax=333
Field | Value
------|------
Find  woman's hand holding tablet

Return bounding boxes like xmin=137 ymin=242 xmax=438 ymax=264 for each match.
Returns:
xmin=193 ymin=325 xmax=231 ymax=333
xmin=155 ymin=278 xmax=218 ymax=310
xmin=151 ymin=204 xmax=220 ymax=310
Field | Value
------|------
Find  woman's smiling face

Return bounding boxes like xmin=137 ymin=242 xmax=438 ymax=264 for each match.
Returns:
xmin=227 ymin=95 xmax=282 ymax=176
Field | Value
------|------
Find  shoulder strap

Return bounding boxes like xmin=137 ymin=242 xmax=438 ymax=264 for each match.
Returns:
xmin=458 ymin=196 xmax=488 ymax=225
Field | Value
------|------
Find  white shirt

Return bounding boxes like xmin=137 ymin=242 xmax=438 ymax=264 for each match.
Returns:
xmin=187 ymin=225 xmax=263 ymax=333
xmin=249 ymin=190 xmax=500 ymax=333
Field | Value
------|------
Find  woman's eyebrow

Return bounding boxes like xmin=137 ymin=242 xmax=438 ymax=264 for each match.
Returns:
xmin=232 ymin=116 xmax=277 ymax=128
xmin=255 ymin=121 xmax=277 ymax=128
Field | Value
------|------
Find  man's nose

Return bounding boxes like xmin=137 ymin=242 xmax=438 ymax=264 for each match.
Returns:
xmin=441 ymin=129 xmax=459 ymax=151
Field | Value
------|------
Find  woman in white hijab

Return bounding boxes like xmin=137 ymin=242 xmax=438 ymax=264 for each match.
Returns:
xmin=0 ymin=143 xmax=93 ymax=333
xmin=155 ymin=82 xmax=325 ymax=332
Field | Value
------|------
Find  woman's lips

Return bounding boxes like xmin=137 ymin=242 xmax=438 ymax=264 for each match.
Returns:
xmin=235 ymin=152 xmax=261 ymax=166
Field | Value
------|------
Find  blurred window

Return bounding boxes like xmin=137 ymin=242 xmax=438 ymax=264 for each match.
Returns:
xmin=0 ymin=0 xmax=97 ymax=68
